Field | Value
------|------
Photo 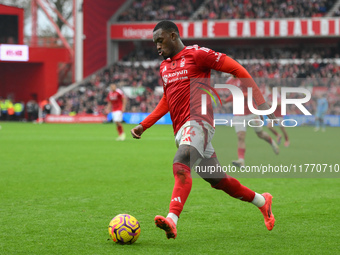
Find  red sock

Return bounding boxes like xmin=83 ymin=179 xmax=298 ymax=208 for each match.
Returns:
xmin=169 ymin=162 xmax=192 ymax=217
xmin=238 ymin=148 xmax=245 ymax=159
xmin=117 ymin=125 xmax=123 ymax=135
xmin=212 ymin=174 xmax=255 ymax=202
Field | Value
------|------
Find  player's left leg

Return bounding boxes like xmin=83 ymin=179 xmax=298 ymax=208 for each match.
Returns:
xmin=113 ymin=111 xmax=125 ymax=141
xmin=198 ymin=154 xmax=275 ymax=231
xmin=232 ymin=116 xmax=247 ymax=167
xmin=320 ymin=113 xmax=326 ymax=132
xmin=115 ymin=122 xmax=125 ymax=141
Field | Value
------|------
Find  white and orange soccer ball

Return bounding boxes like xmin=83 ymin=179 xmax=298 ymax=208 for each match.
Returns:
xmin=108 ymin=214 xmax=141 ymax=244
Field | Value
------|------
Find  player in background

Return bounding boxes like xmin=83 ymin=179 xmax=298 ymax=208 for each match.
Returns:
xmin=314 ymin=93 xmax=328 ymax=132
xmin=106 ymin=83 xmax=127 ymax=141
xmin=131 ymin=21 xmax=276 ymax=239
xmin=266 ymin=86 xmax=290 ymax=147
xmin=225 ymin=77 xmax=279 ymax=168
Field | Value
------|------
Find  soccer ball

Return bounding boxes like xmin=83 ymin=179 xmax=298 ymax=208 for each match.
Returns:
xmin=108 ymin=214 xmax=141 ymax=244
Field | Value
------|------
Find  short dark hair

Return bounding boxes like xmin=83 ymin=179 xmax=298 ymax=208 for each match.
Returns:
xmin=153 ymin=20 xmax=179 ymax=35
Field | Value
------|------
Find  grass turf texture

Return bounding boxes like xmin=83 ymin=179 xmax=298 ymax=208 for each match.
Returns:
xmin=0 ymin=122 xmax=339 ymax=255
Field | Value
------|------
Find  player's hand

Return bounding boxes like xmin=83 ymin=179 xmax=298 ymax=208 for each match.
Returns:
xmin=131 ymin=124 xmax=144 ymax=139
xmin=258 ymin=102 xmax=278 ymax=123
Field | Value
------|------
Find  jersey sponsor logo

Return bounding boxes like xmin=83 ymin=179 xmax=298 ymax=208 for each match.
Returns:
xmin=171 ymin=60 xmax=177 ymax=69
xmin=162 ymin=66 xmax=167 ymax=73
xmin=163 ymin=69 xmax=188 ymax=78
xmin=180 ymin=57 xmax=185 ymax=67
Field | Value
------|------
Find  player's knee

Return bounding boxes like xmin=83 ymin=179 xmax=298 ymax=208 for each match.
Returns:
xmin=212 ymin=176 xmax=242 ymax=197
xmin=173 ymin=162 xmax=191 ymax=183
xmin=237 ymin=132 xmax=246 ymax=141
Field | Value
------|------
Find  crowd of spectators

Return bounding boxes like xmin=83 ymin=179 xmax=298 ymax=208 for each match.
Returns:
xmin=122 ymin=44 xmax=340 ymax=62
xmin=118 ymin=0 xmax=205 ymax=22
xmin=198 ymin=0 xmax=336 ymax=20
xmin=57 ymin=64 xmax=162 ymax=116
xmin=56 ymin=57 xmax=340 ymax=117
xmin=118 ymin=0 xmax=337 ymax=21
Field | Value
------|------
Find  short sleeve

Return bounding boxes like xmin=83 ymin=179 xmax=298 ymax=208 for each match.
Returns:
xmin=116 ymin=89 xmax=124 ymax=98
xmin=193 ymin=46 xmax=226 ymax=71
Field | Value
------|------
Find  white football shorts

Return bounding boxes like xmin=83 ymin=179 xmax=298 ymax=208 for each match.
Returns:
xmin=175 ymin=120 xmax=215 ymax=158
xmin=112 ymin=110 xmax=123 ymax=123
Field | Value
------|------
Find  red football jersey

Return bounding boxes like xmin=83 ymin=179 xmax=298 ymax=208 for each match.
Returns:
xmin=159 ymin=45 xmax=226 ymax=134
xmin=107 ymin=89 xmax=124 ymax=111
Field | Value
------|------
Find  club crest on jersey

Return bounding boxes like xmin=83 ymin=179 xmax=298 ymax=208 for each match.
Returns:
xmin=171 ymin=61 xmax=177 ymax=69
xmin=180 ymin=57 xmax=185 ymax=67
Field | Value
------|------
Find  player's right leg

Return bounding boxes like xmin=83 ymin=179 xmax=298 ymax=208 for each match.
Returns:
xmin=232 ymin=131 xmax=246 ymax=167
xmin=279 ymin=126 xmax=290 ymax=147
xmin=155 ymin=144 xmax=201 ymax=239
xmin=320 ymin=114 xmax=326 ymax=132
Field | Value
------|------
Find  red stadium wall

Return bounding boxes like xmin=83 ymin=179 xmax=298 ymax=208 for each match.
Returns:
xmin=83 ymin=0 xmax=125 ymax=77
xmin=0 ymin=47 xmax=70 ymax=102
xmin=0 ymin=4 xmax=24 ymax=44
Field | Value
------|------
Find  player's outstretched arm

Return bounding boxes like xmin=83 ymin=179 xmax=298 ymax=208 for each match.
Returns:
xmin=218 ymin=56 xmax=276 ymax=120
xmin=130 ymin=94 xmax=169 ymax=139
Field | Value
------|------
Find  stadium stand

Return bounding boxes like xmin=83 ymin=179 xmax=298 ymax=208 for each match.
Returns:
xmin=197 ymin=0 xmax=337 ymax=20
xmin=55 ymin=56 xmax=340 ymax=117
xmin=118 ymin=0 xmax=338 ymax=21
xmin=117 ymin=0 xmax=205 ymax=21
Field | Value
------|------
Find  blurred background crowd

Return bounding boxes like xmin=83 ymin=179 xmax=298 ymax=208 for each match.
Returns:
xmin=1 ymin=0 xmax=340 ymax=121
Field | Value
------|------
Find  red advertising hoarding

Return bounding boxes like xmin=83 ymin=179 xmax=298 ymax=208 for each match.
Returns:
xmin=111 ymin=18 xmax=340 ymax=40
xmin=45 ymin=115 xmax=106 ymax=123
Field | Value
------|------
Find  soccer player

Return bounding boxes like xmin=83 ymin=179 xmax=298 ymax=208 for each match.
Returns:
xmin=131 ymin=21 xmax=276 ymax=239
xmin=106 ymin=83 xmax=127 ymax=141
xmin=266 ymin=86 xmax=289 ymax=147
xmin=314 ymin=93 xmax=328 ymax=132
xmin=225 ymin=77 xmax=279 ymax=168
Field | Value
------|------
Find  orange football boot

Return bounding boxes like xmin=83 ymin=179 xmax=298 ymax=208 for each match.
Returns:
xmin=154 ymin=215 xmax=177 ymax=239
xmin=259 ymin=193 xmax=275 ymax=231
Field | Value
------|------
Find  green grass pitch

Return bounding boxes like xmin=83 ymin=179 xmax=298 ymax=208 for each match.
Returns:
xmin=0 ymin=122 xmax=339 ymax=254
